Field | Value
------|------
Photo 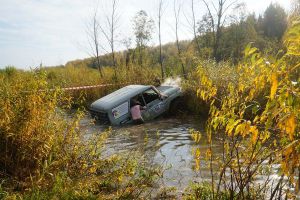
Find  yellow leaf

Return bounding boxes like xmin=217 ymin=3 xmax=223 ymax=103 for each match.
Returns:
xmin=205 ymin=149 xmax=211 ymax=161
xmin=250 ymin=126 xmax=259 ymax=144
xmin=279 ymin=114 xmax=297 ymax=140
xmin=118 ymin=175 xmax=123 ymax=182
xmin=195 ymin=159 xmax=200 ymax=171
xmin=89 ymin=166 xmax=97 ymax=173
xmin=273 ymin=139 xmax=277 ymax=147
xmin=191 ymin=130 xmax=202 ymax=143
xmin=286 ymin=114 xmax=296 ymax=140
xmin=270 ymin=72 xmax=278 ymax=99
xmin=195 ymin=148 xmax=201 ymax=159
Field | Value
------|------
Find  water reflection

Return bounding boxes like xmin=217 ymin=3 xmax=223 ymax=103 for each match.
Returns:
xmin=81 ymin=115 xmax=215 ymax=190
xmin=79 ymin=114 xmax=298 ymax=197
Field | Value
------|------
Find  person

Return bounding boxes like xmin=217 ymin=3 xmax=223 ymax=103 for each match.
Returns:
xmin=153 ymin=77 xmax=161 ymax=87
xmin=130 ymin=96 xmax=145 ymax=125
xmin=151 ymin=86 xmax=168 ymax=100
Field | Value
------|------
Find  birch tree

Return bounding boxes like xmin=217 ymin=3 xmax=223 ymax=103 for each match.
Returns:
xmin=174 ymin=0 xmax=186 ymax=78
xmin=158 ymin=0 xmax=165 ymax=79
xmin=86 ymin=10 xmax=104 ymax=78
xmin=132 ymin=10 xmax=154 ymax=67
xmin=201 ymin=0 xmax=239 ymax=62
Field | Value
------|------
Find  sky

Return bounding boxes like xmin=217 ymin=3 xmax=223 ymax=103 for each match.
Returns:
xmin=0 ymin=0 xmax=291 ymax=69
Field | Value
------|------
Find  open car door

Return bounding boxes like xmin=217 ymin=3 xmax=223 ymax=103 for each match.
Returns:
xmin=140 ymin=88 xmax=167 ymax=120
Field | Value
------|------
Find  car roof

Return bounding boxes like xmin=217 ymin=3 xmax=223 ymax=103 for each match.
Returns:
xmin=90 ymin=85 xmax=151 ymax=111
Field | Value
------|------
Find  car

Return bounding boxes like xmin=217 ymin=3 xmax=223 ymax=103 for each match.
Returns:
xmin=89 ymin=85 xmax=183 ymax=125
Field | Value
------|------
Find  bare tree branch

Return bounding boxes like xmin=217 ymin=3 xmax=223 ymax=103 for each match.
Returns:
xmin=191 ymin=0 xmax=201 ymax=55
xmin=174 ymin=0 xmax=187 ymax=79
xmin=200 ymin=0 xmax=239 ymax=62
xmin=211 ymin=1 xmax=218 ymax=13
xmin=222 ymin=0 xmax=238 ymax=16
xmin=85 ymin=9 xmax=104 ymax=78
xmin=158 ymin=0 xmax=165 ymax=79
xmin=98 ymin=0 xmax=120 ymax=72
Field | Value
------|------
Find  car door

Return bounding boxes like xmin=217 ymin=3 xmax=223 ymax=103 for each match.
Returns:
xmin=141 ymin=88 xmax=167 ymax=120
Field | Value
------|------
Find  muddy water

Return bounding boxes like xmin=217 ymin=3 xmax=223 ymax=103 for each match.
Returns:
xmin=79 ymin=115 xmax=298 ymax=197
xmin=80 ymin=116 xmax=218 ymax=190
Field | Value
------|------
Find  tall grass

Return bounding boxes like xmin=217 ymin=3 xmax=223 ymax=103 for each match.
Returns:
xmin=41 ymin=63 xmax=163 ymax=107
xmin=0 ymin=70 xmax=160 ymax=199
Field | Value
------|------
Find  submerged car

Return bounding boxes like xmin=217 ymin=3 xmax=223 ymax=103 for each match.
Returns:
xmin=89 ymin=85 xmax=182 ymax=125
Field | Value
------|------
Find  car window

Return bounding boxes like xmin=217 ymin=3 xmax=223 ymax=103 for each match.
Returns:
xmin=130 ymin=94 xmax=146 ymax=107
xmin=142 ymin=89 xmax=160 ymax=105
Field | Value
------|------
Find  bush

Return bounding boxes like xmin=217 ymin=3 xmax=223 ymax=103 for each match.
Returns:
xmin=0 ymin=71 xmax=160 ymax=199
xmin=190 ymin=17 xmax=300 ymax=199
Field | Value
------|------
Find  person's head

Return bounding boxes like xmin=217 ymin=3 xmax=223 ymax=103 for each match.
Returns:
xmin=154 ymin=77 xmax=161 ymax=87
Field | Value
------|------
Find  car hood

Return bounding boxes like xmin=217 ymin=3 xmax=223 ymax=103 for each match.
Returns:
xmin=157 ymin=86 xmax=181 ymax=96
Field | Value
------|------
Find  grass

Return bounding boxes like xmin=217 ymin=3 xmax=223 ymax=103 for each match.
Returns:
xmin=0 ymin=69 xmax=161 ymax=199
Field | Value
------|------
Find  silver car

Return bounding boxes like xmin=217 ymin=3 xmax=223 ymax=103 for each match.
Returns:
xmin=89 ymin=85 xmax=182 ymax=125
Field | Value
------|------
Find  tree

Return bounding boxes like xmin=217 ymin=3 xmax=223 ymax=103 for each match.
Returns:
xmin=262 ymin=3 xmax=287 ymax=39
xmin=291 ymin=0 xmax=300 ymax=16
xmin=158 ymin=0 xmax=165 ymax=79
xmin=174 ymin=0 xmax=187 ymax=79
xmin=191 ymin=0 xmax=202 ymax=55
xmin=86 ymin=10 xmax=104 ymax=78
xmin=224 ymin=3 xmax=257 ymax=63
xmin=201 ymin=0 xmax=239 ymax=62
xmin=86 ymin=1 xmax=120 ymax=78
xmin=197 ymin=13 xmax=215 ymax=57
xmin=132 ymin=10 xmax=155 ymax=67
xmin=98 ymin=0 xmax=120 ymax=78
xmin=121 ymin=37 xmax=133 ymax=68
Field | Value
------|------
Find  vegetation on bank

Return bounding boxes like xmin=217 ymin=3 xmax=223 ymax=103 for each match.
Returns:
xmin=187 ymin=16 xmax=300 ymax=199
xmin=0 ymin=71 xmax=163 ymax=199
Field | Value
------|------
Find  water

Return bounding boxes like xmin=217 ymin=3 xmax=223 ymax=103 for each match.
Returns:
xmin=80 ymin=115 xmax=214 ymax=190
xmin=79 ymin=114 xmax=299 ymax=198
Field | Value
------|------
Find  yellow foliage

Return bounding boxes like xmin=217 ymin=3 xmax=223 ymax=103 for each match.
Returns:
xmin=249 ymin=126 xmax=259 ymax=144
xmin=195 ymin=159 xmax=200 ymax=171
xmin=235 ymin=121 xmax=251 ymax=137
xmin=284 ymin=17 xmax=300 ymax=56
xmin=193 ymin=148 xmax=201 ymax=171
xmin=195 ymin=148 xmax=201 ymax=159
xmin=190 ymin=129 xmax=202 ymax=143
xmin=205 ymin=149 xmax=211 ymax=161
xmin=194 ymin=16 xmax=300 ymax=191
xmin=270 ymin=72 xmax=278 ymax=100
xmin=0 ymin=71 xmax=159 ymax=199
xmin=279 ymin=114 xmax=297 ymax=140
xmin=286 ymin=115 xmax=296 ymax=140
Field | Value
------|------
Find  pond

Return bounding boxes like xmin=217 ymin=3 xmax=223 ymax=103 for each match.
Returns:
xmin=79 ymin=114 xmax=298 ymax=198
xmin=80 ymin=116 xmax=214 ymax=190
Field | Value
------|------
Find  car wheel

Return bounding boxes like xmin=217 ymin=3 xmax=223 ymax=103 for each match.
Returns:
xmin=168 ymin=98 xmax=184 ymax=116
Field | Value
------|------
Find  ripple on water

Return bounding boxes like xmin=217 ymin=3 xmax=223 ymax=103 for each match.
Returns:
xmin=80 ymin=114 xmax=287 ymax=194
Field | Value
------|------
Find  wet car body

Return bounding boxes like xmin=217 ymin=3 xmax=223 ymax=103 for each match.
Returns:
xmin=89 ymin=85 xmax=182 ymax=125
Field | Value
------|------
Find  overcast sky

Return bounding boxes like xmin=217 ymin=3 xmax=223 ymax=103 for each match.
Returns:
xmin=0 ymin=0 xmax=291 ymax=69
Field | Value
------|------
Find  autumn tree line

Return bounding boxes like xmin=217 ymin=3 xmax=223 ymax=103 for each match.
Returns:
xmin=64 ymin=0 xmax=299 ymax=80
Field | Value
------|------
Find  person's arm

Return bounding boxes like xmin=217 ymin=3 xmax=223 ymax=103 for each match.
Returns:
xmin=151 ymin=86 xmax=168 ymax=99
